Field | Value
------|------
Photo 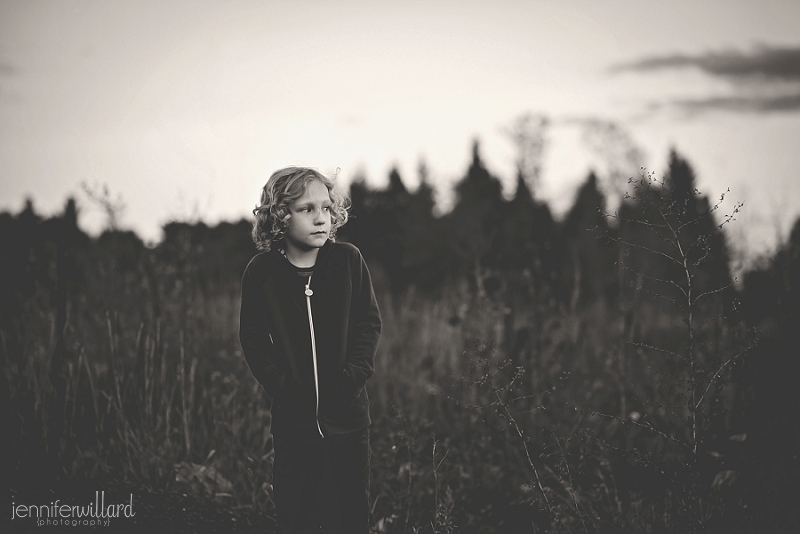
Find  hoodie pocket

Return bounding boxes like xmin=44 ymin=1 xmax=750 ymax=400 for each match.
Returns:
xmin=350 ymin=387 xmax=369 ymax=413
xmin=327 ymin=372 xmax=367 ymax=418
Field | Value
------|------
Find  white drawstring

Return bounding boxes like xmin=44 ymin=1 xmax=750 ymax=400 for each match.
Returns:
xmin=305 ymin=275 xmax=324 ymax=438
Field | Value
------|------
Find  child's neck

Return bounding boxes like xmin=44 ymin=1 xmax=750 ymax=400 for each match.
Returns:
xmin=283 ymin=244 xmax=319 ymax=269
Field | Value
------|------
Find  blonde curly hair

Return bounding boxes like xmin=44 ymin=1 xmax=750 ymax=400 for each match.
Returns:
xmin=251 ymin=167 xmax=350 ymax=251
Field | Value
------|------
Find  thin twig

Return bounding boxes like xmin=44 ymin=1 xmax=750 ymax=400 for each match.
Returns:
xmin=576 ymin=405 xmax=691 ymax=451
xmin=694 ymin=341 xmax=757 ymax=411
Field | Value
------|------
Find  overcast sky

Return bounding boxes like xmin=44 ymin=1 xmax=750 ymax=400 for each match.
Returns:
xmin=2 ymin=0 xmax=799 ymax=266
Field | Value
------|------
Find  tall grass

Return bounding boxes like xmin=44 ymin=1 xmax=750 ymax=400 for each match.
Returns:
xmin=4 ymin=198 xmax=757 ymax=533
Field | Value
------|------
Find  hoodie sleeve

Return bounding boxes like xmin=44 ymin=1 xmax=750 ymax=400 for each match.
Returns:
xmin=342 ymin=247 xmax=382 ymax=392
xmin=239 ymin=260 xmax=290 ymax=400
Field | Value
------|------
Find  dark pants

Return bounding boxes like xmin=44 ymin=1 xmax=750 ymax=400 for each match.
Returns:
xmin=272 ymin=428 xmax=370 ymax=534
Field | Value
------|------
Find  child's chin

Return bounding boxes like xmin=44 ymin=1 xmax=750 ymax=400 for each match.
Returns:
xmin=305 ymin=236 xmax=327 ymax=247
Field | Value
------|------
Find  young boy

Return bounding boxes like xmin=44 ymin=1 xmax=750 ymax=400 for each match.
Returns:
xmin=239 ymin=166 xmax=381 ymax=533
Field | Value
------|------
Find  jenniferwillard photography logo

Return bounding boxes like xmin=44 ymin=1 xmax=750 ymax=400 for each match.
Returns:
xmin=11 ymin=491 xmax=135 ymax=527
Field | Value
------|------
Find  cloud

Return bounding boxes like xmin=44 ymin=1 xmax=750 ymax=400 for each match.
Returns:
xmin=670 ymin=92 xmax=800 ymax=114
xmin=610 ymin=45 xmax=800 ymax=81
xmin=611 ymin=45 xmax=800 ymax=114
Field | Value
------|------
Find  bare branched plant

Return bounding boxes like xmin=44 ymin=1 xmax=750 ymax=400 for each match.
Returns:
xmin=461 ymin=348 xmax=569 ymax=531
xmin=503 ymin=112 xmax=550 ymax=194
xmin=81 ymin=181 xmax=126 ymax=231
xmin=585 ymin=168 xmax=758 ymax=532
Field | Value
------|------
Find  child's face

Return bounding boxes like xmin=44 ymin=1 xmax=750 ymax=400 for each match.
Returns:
xmin=284 ymin=179 xmax=332 ymax=252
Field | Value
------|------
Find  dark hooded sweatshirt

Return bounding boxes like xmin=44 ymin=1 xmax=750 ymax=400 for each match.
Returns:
xmin=239 ymin=240 xmax=381 ymax=438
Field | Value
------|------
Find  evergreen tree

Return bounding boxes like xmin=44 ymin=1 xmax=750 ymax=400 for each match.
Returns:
xmin=503 ymin=170 xmax=537 ymax=271
xmin=738 ymin=217 xmax=800 ymax=522
xmin=447 ymin=140 xmax=505 ymax=288
xmin=616 ymin=150 xmax=733 ymax=311
xmin=372 ymin=166 xmax=411 ymax=291
xmin=400 ymin=160 xmax=445 ymax=290
xmin=340 ymin=174 xmax=373 ymax=256
xmin=562 ymin=172 xmax=617 ymax=306
xmin=664 ymin=149 xmax=733 ymax=297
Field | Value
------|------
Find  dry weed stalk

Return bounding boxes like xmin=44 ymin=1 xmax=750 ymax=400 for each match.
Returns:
xmin=586 ymin=169 xmax=757 ymax=532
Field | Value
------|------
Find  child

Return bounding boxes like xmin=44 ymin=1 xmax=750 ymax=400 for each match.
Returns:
xmin=239 ymin=166 xmax=381 ymax=533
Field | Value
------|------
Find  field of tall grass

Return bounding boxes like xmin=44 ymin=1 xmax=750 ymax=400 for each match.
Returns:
xmin=4 ymin=258 xmax=755 ymax=532
xmin=4 ymin=167 xmax=797 ymax=532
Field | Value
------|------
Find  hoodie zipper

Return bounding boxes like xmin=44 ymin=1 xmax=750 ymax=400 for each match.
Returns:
xmin=304 ymin=274 xmax=324 ymax=438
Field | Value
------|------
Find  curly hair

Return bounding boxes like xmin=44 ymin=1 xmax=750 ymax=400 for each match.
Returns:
xmin=251 ymin=167 xmax=350 ymax=251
